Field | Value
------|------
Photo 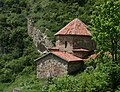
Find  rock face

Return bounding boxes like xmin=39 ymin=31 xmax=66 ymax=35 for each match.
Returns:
xmin=27 ymin=18 xmax=53 ymax=53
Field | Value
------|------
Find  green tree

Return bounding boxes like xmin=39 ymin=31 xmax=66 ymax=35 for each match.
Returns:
xmin=90 ymin=0 xmax=120 ymax=90
xmin=90 ymin=0 xmax=120 ymax=62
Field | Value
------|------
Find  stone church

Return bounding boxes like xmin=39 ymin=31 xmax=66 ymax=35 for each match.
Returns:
xmin=35 ymin=18 xmax=96 ymax=78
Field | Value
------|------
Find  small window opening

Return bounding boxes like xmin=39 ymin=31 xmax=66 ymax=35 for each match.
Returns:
xmin=65 ymin=41 xmax=67 ymax=48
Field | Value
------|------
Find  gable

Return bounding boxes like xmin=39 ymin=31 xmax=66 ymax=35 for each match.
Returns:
xmin=36 ymin=53 xmax=68 ymax=65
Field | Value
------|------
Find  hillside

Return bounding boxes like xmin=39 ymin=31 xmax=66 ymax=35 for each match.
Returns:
xmin=0 ymin=0 xmax=120 ymax=92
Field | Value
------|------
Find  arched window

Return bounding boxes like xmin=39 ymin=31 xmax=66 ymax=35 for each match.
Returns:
xmin=65 ymin=41 xmax=67 ymax=48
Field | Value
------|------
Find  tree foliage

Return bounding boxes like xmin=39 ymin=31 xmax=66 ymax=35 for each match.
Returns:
xmin=90 ymin=0 xmax=120 ymax=62
xmin=90 ymin=0 xmax=120 ymax=90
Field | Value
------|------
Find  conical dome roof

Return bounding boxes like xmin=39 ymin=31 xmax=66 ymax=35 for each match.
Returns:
xmin=55 ymin=18 xmax=91 ymax=36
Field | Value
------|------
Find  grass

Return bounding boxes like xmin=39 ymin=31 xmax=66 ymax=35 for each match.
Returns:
xmin=1 ymin=72 xmax=48 ymax=92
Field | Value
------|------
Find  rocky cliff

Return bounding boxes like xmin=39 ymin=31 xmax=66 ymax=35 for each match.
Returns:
xmin=27 ymin=18 xmax=53 ymax=53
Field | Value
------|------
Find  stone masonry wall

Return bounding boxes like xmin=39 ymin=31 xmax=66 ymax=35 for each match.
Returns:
xmin=55 ymin=35 xmax=96 ymax=53
xmin=37 ymin=54 xmax=68 ymax=78
xmin=73 ymin=36 xmax=96 ymax=51
xmin=55 ymin=36 xmax=73 ymax=53
xmin=73 ymin=51 xmax=89 ymax=58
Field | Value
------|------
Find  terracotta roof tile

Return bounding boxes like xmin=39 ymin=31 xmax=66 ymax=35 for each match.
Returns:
xmin=83 ymin=53 xmax=97 ymax=61
xmin=51 ymin=51 xmax=82 ymax=62
xmin=55 ymin=18 xmax=91 ymax=36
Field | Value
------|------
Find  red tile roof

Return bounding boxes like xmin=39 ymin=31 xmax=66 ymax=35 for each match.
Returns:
xmin=51 ymin=51 xmax=82 ymax=62
xmin=84 ymin=53 xmax=97 ymax=61
xmin=55 ymin=18 xmax=91 ymax=36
